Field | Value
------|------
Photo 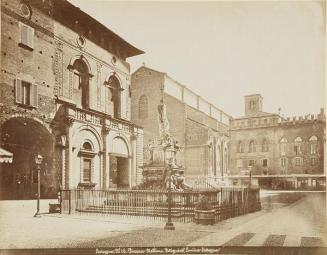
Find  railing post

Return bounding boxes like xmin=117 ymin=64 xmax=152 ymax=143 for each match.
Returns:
xmin=59 ymin=189 xmax=62 ymax=214
xmin=68 ymin=190 xmax=72 ymax=214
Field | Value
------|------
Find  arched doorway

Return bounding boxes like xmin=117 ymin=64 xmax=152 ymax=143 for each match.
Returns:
xmin=0 ymin=117 xmax=56 ymax=199
xmin=109 ymin=137 xmax=129 ymax=189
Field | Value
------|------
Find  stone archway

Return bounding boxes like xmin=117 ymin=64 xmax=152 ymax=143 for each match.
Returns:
xmin=0 ymin=117 xmax=56 ymax=199
xmin=109 ymin=136 xmax=130 ymax=189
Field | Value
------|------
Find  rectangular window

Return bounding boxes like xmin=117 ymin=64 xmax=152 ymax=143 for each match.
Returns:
xmin=263 ymin=159 xmax=268 ymax=167
xmin=295 ymin=157 xmax=302 ymax=166
xmin=281 ymin=158 xmax=287 ymax=167
xmin=248 ymin=160 xmax=255 ymax=167
xmin=15 ymin=79 xmax=38 ymax=107
xmin=310 ymin=143 xmax=317 ymax=155
xmin=311 ymin=158 xmax=317 ymax=166
xmin=294 ymin=145 xmax=301 ymax=155
xmin=22 ymin=81 xmax=31 ymax=105
xmin=83 ymin=158 xmax=92 ymax=182
xmin=281 ymin=143 xmax=287 ymax=156
xmin=19 ymin=22 xmax=34 ymax=49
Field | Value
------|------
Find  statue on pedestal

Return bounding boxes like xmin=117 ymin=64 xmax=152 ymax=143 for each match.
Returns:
xmin=138 ymin=98 xmax=191 ymax=191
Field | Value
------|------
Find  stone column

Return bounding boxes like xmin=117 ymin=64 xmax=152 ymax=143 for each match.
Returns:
xmin=102 ymin=125 xmax=110 ymax=189
xmin=308 ymin=177 xmax=312 ymax=188
xmin=65 ymin=117 xmax=74 ymax=189
xmin=55 ymin=135 xmax=67 ymax=189
xmin=131 ymin=134 xmax=137 ymax=187
xmin=128 ymin=156 xmax=133 ymax=188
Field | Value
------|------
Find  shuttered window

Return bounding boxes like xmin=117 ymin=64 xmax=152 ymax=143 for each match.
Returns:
xmin=19 ymin=22 xmax=34 ymax=49
xmin=15 ymin=79 xmax=38 ymax=107
xmin=83 ymin=158 xmax=92 ymax=182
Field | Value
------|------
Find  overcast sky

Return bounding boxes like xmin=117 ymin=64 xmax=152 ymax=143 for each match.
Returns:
xmin=69 ymin=0 xmax=325 ymax=118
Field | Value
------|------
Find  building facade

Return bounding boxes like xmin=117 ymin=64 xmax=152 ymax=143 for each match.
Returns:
xmin=131 ymin=66 xmax=231 ymax=179
xmin=0 ymin=0 xmax=144 ymax=199
xmin=229 ymin=94 xmax=325 ymax=189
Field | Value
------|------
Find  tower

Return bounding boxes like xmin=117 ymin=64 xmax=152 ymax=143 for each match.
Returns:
xmin=245 ymin=94 xmax=263 ymax=116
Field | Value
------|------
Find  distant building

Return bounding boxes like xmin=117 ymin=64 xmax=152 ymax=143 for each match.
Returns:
xmin=131 ymin=66 xmax=231 ymax=178
xmin=0 ymin=0 xmax=144 ymax=199
xmin=229 ymin=94 xmax=325 ymax=189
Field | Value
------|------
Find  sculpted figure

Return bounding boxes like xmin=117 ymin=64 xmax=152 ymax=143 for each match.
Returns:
xmin=158 ymin=100 xmax=170 ymax=141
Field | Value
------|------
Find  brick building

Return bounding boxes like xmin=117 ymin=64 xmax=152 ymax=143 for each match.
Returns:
xmin=229 ymin=94 xmax=325 ymax=189
xmin=0 ymin=0 xmax=144 ymax=199
xmin=131 ymin=66 xmax=231 ymax=179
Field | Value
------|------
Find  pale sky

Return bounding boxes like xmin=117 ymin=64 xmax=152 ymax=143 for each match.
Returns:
xmin=69 ymin=0 xmax=325 ymax=118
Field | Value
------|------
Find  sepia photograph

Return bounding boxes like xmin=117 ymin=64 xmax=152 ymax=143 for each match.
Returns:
xmin=0 ymin=0 xmax=326 ymax=254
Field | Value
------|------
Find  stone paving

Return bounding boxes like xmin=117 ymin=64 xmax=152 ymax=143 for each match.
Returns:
xmin=0 ymin=191 xmax=326 ymax=249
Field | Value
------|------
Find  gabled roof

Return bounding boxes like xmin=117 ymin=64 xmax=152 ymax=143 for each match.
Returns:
xmin=132 ymin=65 xmax=166 ymax=76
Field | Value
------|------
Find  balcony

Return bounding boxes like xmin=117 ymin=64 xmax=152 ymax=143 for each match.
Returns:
xmin=64 ymin=104 xmax=138 ymax=133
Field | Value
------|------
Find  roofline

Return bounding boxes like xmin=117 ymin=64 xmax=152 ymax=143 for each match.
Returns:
xmin=245 ymin=94 xmax=263 ymax=98
xmin=65 ymin=0 xmax=144 ymax=57
xmin=132 ymin=65 xmax=232 ymax=119
xmin=31 ymin=0 xmax=144 ymax=58
xmin=231 ymin=113 xmax=279 ymax=121
xmin=132 ymin=65 xmax=166 ymax=76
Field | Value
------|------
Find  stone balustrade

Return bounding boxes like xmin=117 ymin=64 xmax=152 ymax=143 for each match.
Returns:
xmin=66 ymin=106 xmax=138 ymax=133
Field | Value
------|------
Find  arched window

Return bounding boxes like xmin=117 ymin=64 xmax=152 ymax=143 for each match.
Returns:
xmin=82 ymin=142 xmax=93 ymax=151
xmin=216 ymin=145 xmax=221 ymax=176
xmin=249 ymin=140 xmax=256 ymax=153
xmin=280 ymin=137 xmax=288 ymax=156
xmin=309 ymin=136 xmax=318 ymax=155
xmin=72 ymin=58 xmax=90 ymax=108
xmin=294 ymin=137 xmax=302 ymax=155
xmin=108 ymin=75 xmax=121 ymax=119
xmin=208 ymin=142 xmax=214 ymax=175
xmin=138 ymin=95 xmax=148 ymax=119
xmin=237 ymin=141 xmax=244 ymax=153
xmin=262 ymin=139 xmax=269 ymax=152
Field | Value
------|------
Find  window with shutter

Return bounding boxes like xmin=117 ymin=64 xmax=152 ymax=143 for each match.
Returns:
xmin=31 ymin=84 xmax=38 ymax=107
xmin=19 ymin=22 xmax=34 ymax=49
xmin=22 ymin=81 xmax=30 ymax=105
xmin=15 ymin=79 xmax=23 ymax=104
xmin=15 ymin=79 xmax=37 ymax=108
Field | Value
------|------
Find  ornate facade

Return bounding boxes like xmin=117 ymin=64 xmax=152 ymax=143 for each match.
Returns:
xmin=0 ymin=0 xmax=144 ymax=199
xmin=229 ymin=94 xmax=325 ymax=189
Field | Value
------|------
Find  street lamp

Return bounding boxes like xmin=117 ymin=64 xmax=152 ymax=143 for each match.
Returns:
xmin=248 ymin=165 xmax=253 ymax=188
xmin=34 ymin=154 xmax=43 ymax=217
xmin=164 ymin=157 xmax=175 ymax=230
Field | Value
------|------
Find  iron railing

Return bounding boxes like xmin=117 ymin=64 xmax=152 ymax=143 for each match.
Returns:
xmin=60 ymin=187 xmax=261 ymax=223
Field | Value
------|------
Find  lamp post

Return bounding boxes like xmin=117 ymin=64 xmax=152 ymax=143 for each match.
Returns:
xmin=248 ymin=165 xmax=253 ymax=188
xmin=34 ymin=154 xmax=43 ymax=217
xmin=164 ymin=157 xmax=175 ymax=230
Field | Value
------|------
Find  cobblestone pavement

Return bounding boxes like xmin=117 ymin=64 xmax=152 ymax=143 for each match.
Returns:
xmin=188 ymin=192 xmax=326 ymax=247
xmin=0 ymin=192 xmax=326 ymax=248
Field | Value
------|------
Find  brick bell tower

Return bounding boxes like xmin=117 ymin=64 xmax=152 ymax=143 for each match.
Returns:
xmin=245 ymin=94 xmax=263 ymax=116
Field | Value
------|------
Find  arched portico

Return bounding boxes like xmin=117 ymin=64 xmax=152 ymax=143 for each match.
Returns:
xmin=0 ymin=117 xmax=56 ymax=199
xmin=107 ymin=134 xmax=131 ymax=189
